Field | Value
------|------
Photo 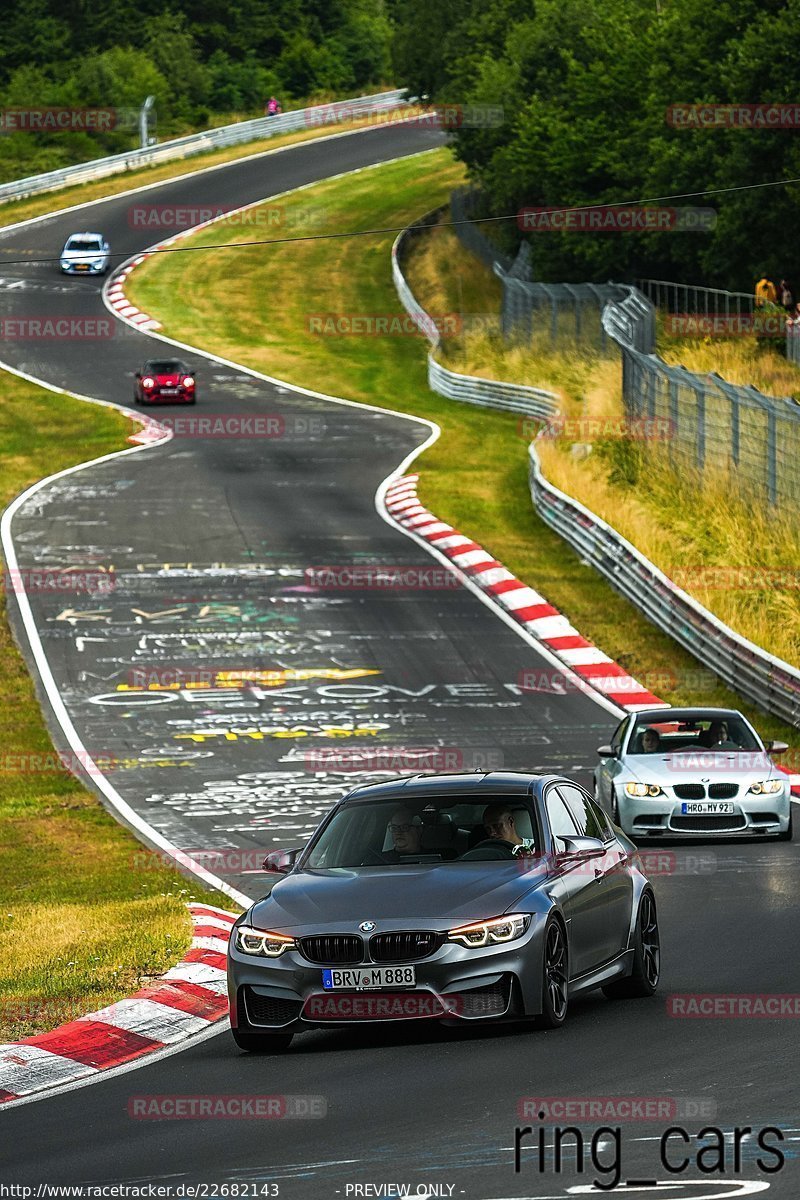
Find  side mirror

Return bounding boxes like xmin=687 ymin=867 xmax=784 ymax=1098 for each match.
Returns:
xmin=766 ymin=740 xmax=788 ymax=755
xmin=262 ymin=847 xmax=302 ymax=874
xmin=560 ymin=835 xmax=605 ymax=858
xmin=597 ymin=744 xmax=616 ymax=758
xmin=135 ymin=371 xmax=141 ymax=378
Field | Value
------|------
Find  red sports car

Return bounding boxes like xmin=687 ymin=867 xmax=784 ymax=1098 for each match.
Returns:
xmin=134 ymin=359 xmax=196 ymax=405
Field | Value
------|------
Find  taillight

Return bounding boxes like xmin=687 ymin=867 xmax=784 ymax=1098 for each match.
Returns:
xmin=142 ymin=376 xmax=155 ymax=388
xmin=182 ymin=376 xmax=195 ymax=388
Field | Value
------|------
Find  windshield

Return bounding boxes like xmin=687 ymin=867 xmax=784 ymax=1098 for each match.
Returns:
xmin=66 ymin=237 xmax=103 ymax=252
xmin=305 ymin=795 xmax=539 ymax=868
xmin=628 ymin=716 xmax=760 ymax=754
xmin=146 ymin=361 xmax=186 ymax=374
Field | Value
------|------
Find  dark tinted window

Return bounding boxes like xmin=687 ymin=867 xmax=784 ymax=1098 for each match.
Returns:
xmin=545 ymin=786 xmax=579 ymax=849
xmin=146 ymin=360 xmax=186 ymax=374
xmin=558 ymin=784 xmax=607 ymax=840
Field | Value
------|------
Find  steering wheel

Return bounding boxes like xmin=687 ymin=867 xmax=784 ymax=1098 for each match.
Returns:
xmin=461 ymin=837 xmax=517 ymax=860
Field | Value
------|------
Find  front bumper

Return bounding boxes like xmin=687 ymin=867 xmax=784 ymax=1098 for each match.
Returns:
xmin=60 ymin=260 xmax=107 ymax=274
xmin=140 ymin=388 xmax=195 ymax=404
xmin=227 ymin=917 xmax=546 ymax=1029
xmin=618 ymin=788 xmax=791 ymax=838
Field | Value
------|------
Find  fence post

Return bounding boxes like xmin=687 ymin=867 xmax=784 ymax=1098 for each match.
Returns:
xmin=730 ymin=389 xmax=740 ymax=467
xmin=767 ymin=404 xmax=777 ymax=505
xmin=669 ymin=378 xmax=679 ymax=466
xmin=696 ymin=381 xmax=706 ymax=469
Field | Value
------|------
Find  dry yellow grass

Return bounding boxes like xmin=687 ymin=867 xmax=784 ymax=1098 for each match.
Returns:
xmin=661 ymin=330 xmax=800 ymax=399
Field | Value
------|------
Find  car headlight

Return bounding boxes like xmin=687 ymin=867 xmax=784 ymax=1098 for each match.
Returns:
xmin=447 ymin=913 xmax=530 ymax=948
xmin=234 ymin=926 xmax=296 ymax=957
xmin=748 ymin=780 xmax=784 ymax=795
xmin=625 ymin=782 xmax=663 ymax=797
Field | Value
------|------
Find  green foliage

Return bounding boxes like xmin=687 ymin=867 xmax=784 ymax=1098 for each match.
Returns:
xmin=0 ymin=0 xmax=393 ymax=181
xmin=390 ymin=0 xmax=800 ymax=289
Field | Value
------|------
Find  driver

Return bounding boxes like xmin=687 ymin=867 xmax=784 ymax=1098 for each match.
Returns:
xmin=386 ymin=807 xmax=423 ymax=858
xmin=482 ymin=804 xmax=536 ymax=855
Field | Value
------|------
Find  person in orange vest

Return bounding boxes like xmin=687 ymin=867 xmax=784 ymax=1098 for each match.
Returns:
xmin=755 ymin=272 xmax=778 ymax=307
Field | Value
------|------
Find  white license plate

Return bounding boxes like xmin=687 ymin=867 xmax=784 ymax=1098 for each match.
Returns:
xmin=322 ymin=966 xmax=416 ymax=990
xmin=680 ymin=801 xmax=735 ymax=814
xmin=160 ymin=387 xmax=179 ymax=394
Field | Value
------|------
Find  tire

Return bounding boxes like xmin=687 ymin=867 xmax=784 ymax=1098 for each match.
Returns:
xmin=534 ymin=917 xmax=569 ymax=1028
xmin=231 ymin=1026 xmax=294 ymax=1053
xmin=603 ymin=888 xmax=660 ymax=999
xmin=777 ymin=807 xmax=793 ymax=841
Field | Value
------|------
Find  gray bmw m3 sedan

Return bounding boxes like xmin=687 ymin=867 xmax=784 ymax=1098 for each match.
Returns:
xmin=227 ymin=771 xmax=660 ymax=1051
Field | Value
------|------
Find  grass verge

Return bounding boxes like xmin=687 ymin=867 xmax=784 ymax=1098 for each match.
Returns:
xmin=126 ymin=148 xmax=800 ymax=752
xmin=0 ymin=379 xmax=237 ymax=1042
xmin=0 ymin=109 xmax=423 ymax=232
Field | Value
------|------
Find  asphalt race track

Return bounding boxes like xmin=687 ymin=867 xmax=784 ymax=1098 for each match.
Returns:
xmin=0 ymin=122 xmax=798 ymax=1198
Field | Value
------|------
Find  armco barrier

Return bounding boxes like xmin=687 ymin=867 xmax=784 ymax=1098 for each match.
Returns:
xmin=528 ymin=442 xmax=800 ymax=729
xmin=391 ymin=214 xmax=558 ymax=420
xmin=0 ymin=91 xmax=406 ymax=204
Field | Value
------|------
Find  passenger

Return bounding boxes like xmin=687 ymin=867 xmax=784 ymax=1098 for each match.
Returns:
xmin=640 ymin=727 xmax=661 ymax=753
xmin=482 ymin=804 xmax=536 ymax=854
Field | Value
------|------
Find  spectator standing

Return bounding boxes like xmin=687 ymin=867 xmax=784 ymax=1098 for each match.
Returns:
xmin=755 ymin=272 xmax=778 ymax=307
xmin=780 ymin=279 xmax=795 ymax=312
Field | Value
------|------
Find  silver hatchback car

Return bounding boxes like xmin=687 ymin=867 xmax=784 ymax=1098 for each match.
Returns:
xmin=59 ymin=232 xmax=110 ymax=275
xmin=595 ymin=707 xmax=792 ymax=841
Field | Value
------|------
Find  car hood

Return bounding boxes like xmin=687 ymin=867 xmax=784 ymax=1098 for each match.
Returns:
xmin=153 ymin=374 xmax=180 ymax=383
xmin=624 ymin=750 xmax=779 ymax=785
xmin=248 ymin=864 xmax=545 ymax=933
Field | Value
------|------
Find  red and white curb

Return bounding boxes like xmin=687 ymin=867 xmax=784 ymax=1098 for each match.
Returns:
xmin=0 ymin=904 xmax=236 ymax=1105
xmin=106 ymin=256 xmax=162 ymax=331
xmin=384 ymin=474 xmax=664 ymax=712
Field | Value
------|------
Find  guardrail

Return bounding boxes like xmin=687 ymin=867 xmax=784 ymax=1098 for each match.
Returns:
xmin=391 ymin=212 xmax=558 ymax=419
xmin=528 ymin=442 xmax=800 ymax=728
xmin=0 ymin=90 xmax=407 ymax=204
